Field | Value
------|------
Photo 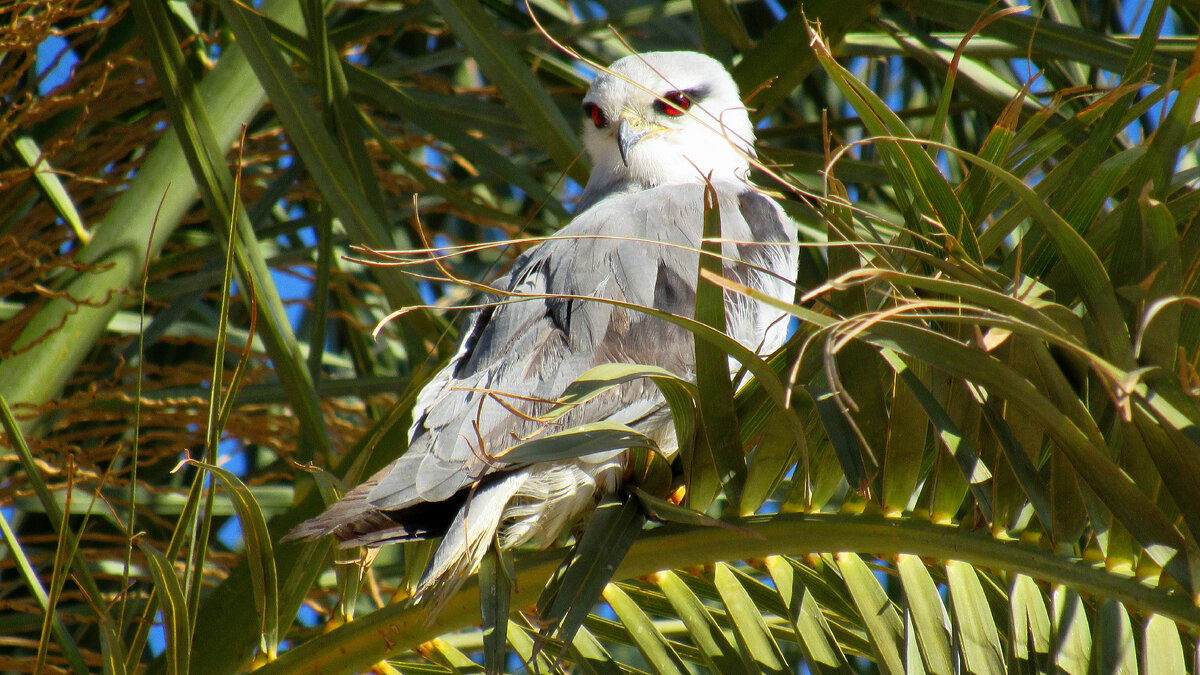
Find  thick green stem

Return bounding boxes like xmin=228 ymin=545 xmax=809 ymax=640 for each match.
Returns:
xmin=257 ymin=513 xmax=1200 ymax=675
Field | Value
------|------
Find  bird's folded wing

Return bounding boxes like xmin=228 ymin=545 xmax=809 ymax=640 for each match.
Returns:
xmin=366 ymin=182 xmax=795 ymax=511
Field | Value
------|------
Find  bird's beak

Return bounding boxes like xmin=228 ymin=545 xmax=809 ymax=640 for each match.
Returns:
xmin=617 ymin=114 xmax=653 ymax=166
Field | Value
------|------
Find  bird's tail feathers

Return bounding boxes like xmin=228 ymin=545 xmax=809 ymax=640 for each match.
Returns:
xmin=281 ymin=480 xmax=403 ymax=545
xmin=413 ymin=472 xmax=528 ymax=618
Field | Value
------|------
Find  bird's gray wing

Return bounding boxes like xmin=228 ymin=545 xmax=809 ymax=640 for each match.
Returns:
xmin=726 ymin=188 xmax=800 ymax=353
xmin=366 ymin=182 xmax=796 ymax=513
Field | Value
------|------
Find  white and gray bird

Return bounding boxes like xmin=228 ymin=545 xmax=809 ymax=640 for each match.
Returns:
xmin=284 ymin=51 xmax=799 ymax=605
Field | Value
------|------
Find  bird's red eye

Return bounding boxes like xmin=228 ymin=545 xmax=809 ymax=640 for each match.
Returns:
xmin=659 ymin=90 xmax=691 ymax=116
xmin=582 ymin=102 xmax=607 ymax=129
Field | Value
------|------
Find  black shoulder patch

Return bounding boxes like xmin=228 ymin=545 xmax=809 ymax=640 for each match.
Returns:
xmin=653 ymin=258 xmax=696 ymax=316
xmin=452 ymin=304 xmax=493 ymax=379
xmin=738 ymin=190 xmax=789 ymax=244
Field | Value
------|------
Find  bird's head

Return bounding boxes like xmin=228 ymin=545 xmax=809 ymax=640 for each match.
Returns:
xmin=579 ymin=52 xmax=755 ymax=199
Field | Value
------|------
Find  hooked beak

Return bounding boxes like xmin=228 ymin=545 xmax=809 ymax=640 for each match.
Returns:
xmin=617 ymin=116 xmax=652 ymax=166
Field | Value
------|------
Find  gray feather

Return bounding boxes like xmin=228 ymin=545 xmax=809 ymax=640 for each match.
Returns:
xmin=284 ymin=51 xmax=800 ymax=603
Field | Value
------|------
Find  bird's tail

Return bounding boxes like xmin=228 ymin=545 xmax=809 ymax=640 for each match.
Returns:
xmin=413 ymin=472 xmax=528 ymax=616
xmin=280 ymin=478 xmax=384 ymax=544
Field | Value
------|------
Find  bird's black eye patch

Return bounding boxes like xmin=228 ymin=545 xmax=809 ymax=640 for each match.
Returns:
xmin=582 ymin=102 xmax=607 ymax=129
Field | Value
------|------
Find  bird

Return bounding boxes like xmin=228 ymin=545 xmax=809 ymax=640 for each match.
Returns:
xmin=283 ymin=51 xmax=799 ymax=607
